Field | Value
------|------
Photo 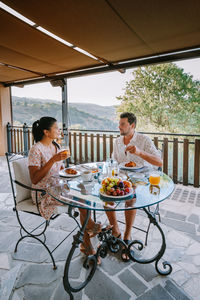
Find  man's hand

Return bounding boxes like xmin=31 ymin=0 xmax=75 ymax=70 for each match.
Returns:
xmin=125 ymin=145 xmax=141 ymax=156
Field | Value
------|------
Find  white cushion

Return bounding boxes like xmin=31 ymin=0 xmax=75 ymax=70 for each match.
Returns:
xmin=16 ymin=198 xmax=40 ymax=214
xmin=12 ymin=157 xmax=32 ymax=203
xmin=16 ymin=198 xmax=69 ymax=215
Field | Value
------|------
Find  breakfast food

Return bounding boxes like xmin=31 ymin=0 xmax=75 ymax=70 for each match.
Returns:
xmin=125 ymin=161 xmax=136 ymax=167
xmin=100 ymin=177 xmax=132 ymax=197
xmin=65 ymin=168 xmax=77 ymax=175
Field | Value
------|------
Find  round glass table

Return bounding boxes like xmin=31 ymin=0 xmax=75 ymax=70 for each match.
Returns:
xmin=47 ymin=169 xmax=174 ymax=300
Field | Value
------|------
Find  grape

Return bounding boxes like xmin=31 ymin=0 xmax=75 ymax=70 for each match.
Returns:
xmin=118 ymin=181 xmax=124 ymax=189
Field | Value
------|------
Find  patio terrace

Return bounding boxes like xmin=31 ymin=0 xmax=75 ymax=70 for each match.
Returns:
xmin=1 ymin=156 xmax=200 ymax=300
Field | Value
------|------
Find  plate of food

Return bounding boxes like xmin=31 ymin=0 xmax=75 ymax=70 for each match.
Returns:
xmin=99 ymin=177 xmax=134 ymax=200
xmin=119 ymin=161 xmax=144 ymax=171
xmin=59 ymin=168 xmax=81 ymax=178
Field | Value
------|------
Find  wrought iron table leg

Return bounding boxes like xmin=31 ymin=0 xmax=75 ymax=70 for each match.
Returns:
xmin=126 ymin=207 xmax=172 ymax=275
xmin=63 ymin=208 xmax=99 ymax=300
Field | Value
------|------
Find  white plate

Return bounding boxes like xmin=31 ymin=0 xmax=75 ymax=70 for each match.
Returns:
xmin=119 ymin=162 xmax=144 ymax=171
xmin=59 ymin=168 xmax=81 ymax=178
xmin=129 ymin=172 xmax=145 ymax=179
xmin=99 ymin=189 xmax=133 ymax=200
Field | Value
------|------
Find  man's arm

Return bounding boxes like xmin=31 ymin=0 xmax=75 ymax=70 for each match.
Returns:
xmin=126 ymin=145 xmax=163 ymax=167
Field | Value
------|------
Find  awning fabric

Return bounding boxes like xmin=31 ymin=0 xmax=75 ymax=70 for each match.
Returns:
xmin=1 ymin=0 xmax=200 ymax=85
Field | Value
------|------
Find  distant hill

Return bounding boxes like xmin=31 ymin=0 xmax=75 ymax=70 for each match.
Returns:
xmin=12 ymin=96 xmax=118 ymax=130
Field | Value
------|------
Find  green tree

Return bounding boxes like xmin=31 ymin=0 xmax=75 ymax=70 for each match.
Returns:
xmin=117 ymin=63 xmax=200 ymax=133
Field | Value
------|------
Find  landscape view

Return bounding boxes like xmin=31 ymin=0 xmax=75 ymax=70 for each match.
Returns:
xmin=12 ymin=96 xmax=118 ymax=131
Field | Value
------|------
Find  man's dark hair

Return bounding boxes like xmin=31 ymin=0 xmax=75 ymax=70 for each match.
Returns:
xmin=120 ymin=112 xmax=137 ymax=127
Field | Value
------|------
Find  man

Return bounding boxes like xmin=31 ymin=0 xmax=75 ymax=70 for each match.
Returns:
xmin=106 ymin=112 xmax=162 ymax=261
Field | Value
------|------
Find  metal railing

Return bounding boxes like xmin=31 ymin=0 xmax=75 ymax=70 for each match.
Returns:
xmin=7 ymin=123 xmax=200 ymax=187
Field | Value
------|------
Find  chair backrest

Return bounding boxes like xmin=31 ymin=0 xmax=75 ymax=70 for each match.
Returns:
xmin=12 ymin=157 xmax=32 ymax=203
xmin=6 ymin=153 xmax=32 ymax=204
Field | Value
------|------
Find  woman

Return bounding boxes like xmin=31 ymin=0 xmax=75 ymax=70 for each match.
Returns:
xmin=28 ymin=116 xmax=101 ymax=260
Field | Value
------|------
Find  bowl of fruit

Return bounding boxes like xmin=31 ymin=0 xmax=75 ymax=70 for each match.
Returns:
xmin=99 ymin=177 xmax=133 ymax=200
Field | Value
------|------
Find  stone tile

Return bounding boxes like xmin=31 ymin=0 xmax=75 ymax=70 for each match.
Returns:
xmin=132 ymin=263 xmax=158 ymax=282
xmin=187 ymin=214 xmax=199 ymax=224
xmin=0 ymin=209 xmax=15 ymax=220
xmin=136 ymin=284 xmax=174 ymax=300
xmin=16 ymin=264 xmax=64 ymax=288
xmin=12 ymin=242 xmax=49 ymax=263
xmin=118 ymin=269 xmax=147 ymax=296
xmin=186 ymin=242 xmax=200 ymax=256
xmin=0 ymin=253 xmax=10 ymax=270
xmin=193 ymin=255 xmax=200 ymax=266
xmin=183 ymin=276 xmax=200 ymax=299
xmin=186 ymin=233 xmax=200 ymax=243
xmin=85 ymin=268 xmax=130 ymax=300
xmin=0 ymin=231 xmax=19 ymax=252
xmin=178 ymin=262 xmax=199 ymax=274
xmin=165 ymin=280 xmax=191 ymax=300
xmin=23 ymin=281 xmax=58 ymax=300
xmin=165 ymin=211 xmax=186 ymax=221
xmin=163 ymin=248 xmax=185 ymax=263
xmin=52 ymin=281 xmax=82 ymax=300
xmin=170 ymin=269 xmax=190 ymax=286
xmin=101 ymin=254 xmax=132 ymax=276
xmin=167 ymin=230 xmax=190 ymax=247
xmin=0 ymin=265 xmax=22 ymax=300
xmin=10 ymin=289 xmax=24 ymax=300
xmin=161 ymin=218 xmax=196 ymax=234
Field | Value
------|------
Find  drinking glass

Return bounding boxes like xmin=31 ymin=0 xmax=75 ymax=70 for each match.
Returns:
xmin=112 ymin=160 xmax=119 ymax=177
xmin=60 ymin=139 xmax=70 ymax=158
xmin=149 ymin=172 xmax=160 ymax=185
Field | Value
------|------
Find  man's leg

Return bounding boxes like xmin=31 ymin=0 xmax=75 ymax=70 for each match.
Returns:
xmin=105 ymin=210 xmax=121 ymax=237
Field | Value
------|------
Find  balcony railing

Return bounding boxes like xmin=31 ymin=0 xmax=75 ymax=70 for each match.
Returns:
xmin=6 ymin=123 xmax=200 ymax=187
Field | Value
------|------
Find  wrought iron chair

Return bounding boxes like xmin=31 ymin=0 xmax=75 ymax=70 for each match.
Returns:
xmin=5 ymin=152 xmax=78 ymax=269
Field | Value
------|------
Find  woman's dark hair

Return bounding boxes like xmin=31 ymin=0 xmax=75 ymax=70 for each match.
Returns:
xmin=32 ymin=116 xmax=57 ymax=143
xmin=120 ymin=112 xmax=137 ymax=127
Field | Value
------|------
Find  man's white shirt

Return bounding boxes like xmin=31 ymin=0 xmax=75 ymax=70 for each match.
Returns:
xmin=112 ymin=131 xmax=161 ymax=167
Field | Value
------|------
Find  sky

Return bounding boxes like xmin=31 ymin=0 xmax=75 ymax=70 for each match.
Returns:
xmin=11 ymin=58 xmax=200 ymax=106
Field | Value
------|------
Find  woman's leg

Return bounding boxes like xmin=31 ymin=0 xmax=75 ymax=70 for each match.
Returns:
xmin=79 ymin=209 xmax=101 ymax=236
xmin=105 ymin=210 xmax=121 ymax=237
xmin=124 ymin=209 xmax=137 ymax=240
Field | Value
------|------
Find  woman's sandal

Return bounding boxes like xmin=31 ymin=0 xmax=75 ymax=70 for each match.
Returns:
xmin=86 ymin=222 xmax=102 ymax=238
xmin=121 ymin=239 xmax=134 ymax=262
xmin=80 ymin=243 xmax=101 ymax=265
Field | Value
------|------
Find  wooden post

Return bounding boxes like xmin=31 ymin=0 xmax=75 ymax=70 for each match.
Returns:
xmin=154 ymin=137 xmax=158 ymax=149
xmin=91 ymin=134 xmax=94 ymax=162
xmin=163 ymin=138 xmax=168 ymax=174
xmin=110 ymin=135 xmax=113 ymax=158
xmin=79 ymin=132 xmax=82 ymax=163
xmin=97 ymin=134 xmax=100 ymax=162
xmin=74 ymin=132 xmax=77 ymax=164
xmin=194 ymin=139 xmax=200 ymax=188
xmin=84 ymin=133 xmax=88 ymax=163
xmin=173 ymin=138 xmax=178 ymax=183
xmin=183 ymin=139 xmax=189 ymax=185
xmin=103 ymin=134 xmax=106 ymax=161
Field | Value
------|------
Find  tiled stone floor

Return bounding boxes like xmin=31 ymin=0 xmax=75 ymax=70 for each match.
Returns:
xmin=0 ymin=156 xmax=200 ymax=300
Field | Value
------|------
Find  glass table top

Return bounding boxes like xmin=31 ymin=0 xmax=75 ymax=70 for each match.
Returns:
xmin=46 ymin=165 xmax=174 ymax=212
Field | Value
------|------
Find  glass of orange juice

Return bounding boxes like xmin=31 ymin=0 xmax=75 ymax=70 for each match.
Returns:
xmin=149 ymin=172 xmax=160 ymax=185
xmin=61 ymin=145 xmax=70 ymax=158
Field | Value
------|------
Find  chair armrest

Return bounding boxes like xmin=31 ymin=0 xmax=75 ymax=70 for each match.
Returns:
xmin=14 ymin=180 xmax=46 ymax=195
xmin=14 ymin=180 xmax=46 ymax=214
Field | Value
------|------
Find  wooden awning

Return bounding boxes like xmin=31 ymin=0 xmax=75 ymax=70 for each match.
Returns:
xmin=1 ymin=0 xmax=200 ymax=85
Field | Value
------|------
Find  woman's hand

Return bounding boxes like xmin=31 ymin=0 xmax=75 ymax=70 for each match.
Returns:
xmin=51 ymin=151 xmax=68 ymax=163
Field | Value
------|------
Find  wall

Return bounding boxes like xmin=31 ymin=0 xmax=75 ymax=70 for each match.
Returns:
xmin=0 ymin=85 xmax=12 ymax=156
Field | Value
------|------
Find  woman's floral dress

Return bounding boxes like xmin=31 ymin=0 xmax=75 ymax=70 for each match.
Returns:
xmin=28 ymin=141 xmax=64 ymax=219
